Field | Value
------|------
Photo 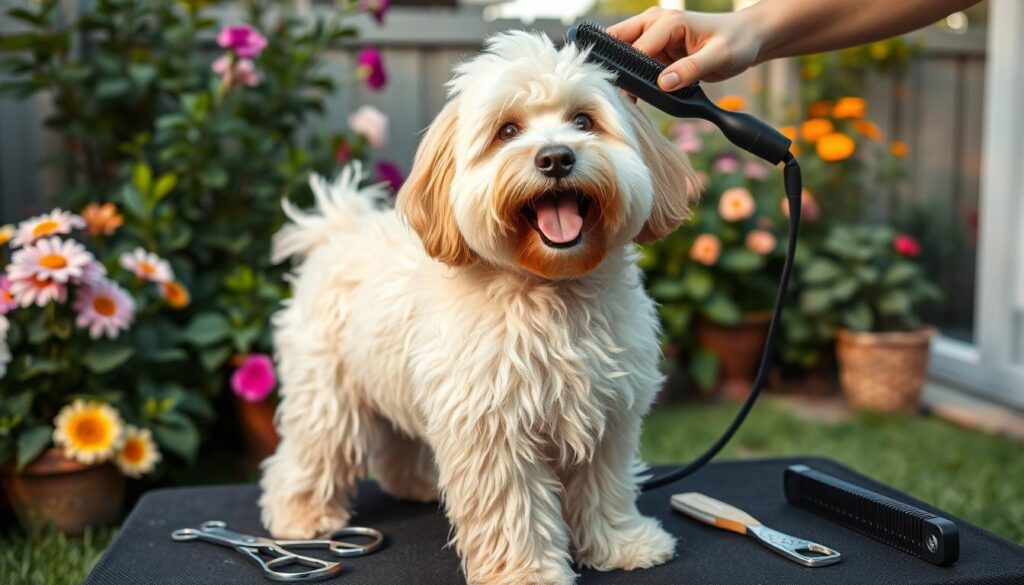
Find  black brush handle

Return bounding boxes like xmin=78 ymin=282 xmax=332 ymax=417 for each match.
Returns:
xmin=785 ymin=465 xmax=959 ymax=566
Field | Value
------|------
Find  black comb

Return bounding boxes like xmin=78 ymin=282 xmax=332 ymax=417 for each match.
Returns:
xmin=785 ymin=465 xmax=959 ymax=566
xmin=567 ymin=22 xmax=791 ymax=164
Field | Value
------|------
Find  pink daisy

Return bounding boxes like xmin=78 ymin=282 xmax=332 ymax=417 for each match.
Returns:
xmin=0 ymin=276 xmax=16 ymax=314
xmin=12 ymin=209 xmax=86 ymax=248
xmin=8 ymin=237 xmax=95 ymax=284
xmin=73 ymin=279 xmax=135 ymax=339
xmin=119 ymin=248 xmax=173 ymax=283
xmin=9 ymin=275 xmax=66 ymax=308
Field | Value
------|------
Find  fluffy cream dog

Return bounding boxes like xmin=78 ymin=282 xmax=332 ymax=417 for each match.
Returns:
xmin=260 ymin=31 xmax=696 ymax=585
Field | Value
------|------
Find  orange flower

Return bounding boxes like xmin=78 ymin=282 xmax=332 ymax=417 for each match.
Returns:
xmin=716 ymin=95 xmax=746 ymax=112
xmin=779 ymin=126 xmax=799 ymax=154
xmin=745 ymin=230 xmax=777 ymax=255
xmin=807 ymin=100 xmax=832 ymax=118
xmin=816 ymin=132 xmax=856 ymax=162
xmin=854 ymin=119 xmax=883 ymax=142
xmin=689 ymin=234 xmax=721 ymax=266
xmin=800 ymin=118 xmax=834 ymax=142
xmin=81 ymin=202 xmax=124 ymax=237
xmin=833 ymin=97 xmax=866 ymax=119
xmin=718 ymin=187 xmax=756 ymax=221
xmin=160 ymin=280 xmax=190 ymax=309
xmin=890 ymin=140 xmax=909 ymax=158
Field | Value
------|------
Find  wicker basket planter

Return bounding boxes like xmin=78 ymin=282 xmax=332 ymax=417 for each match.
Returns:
xmin=835 ymin=327 xmax=936 ymax=412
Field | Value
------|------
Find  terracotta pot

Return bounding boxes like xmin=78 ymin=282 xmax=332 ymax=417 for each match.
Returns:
xmin=696 ymin=312 xmax=772 ymax=401
xmin=836 ymin=327 xmax=936 ymax=412
xmin=236 ymin=396 xmax=280 ymax=469
xmin=2 ymin=447 xmax=125 ymax=536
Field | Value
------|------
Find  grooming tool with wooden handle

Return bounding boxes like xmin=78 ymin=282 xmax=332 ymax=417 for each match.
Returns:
xmin=671 ymin=492 xmax=842 ymax=567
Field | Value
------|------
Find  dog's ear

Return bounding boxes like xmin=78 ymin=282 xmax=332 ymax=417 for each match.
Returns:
xmin=626 ymin=102 xmax=699 ymax=244
xmin=397 ymin=100 xmax=477 ymax=266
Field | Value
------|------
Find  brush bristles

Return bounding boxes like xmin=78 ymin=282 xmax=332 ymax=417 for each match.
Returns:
xmin=571 ymin=22 xmax=666 ymax=85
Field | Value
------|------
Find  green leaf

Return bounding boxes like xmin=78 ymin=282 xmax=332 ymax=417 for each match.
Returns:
xmin=183 ymin=312 xmax=232 ymax=346
xmin=659 ymin=304 xmax=692 ymax=338
xmin=879 ymin=291 xmax=912 ymax=315
xmin=801 ymin=288 xmax=833 ymax=313
xmin=82 ymin=343 xmax=134 ymax=374
xmin=830 ymin=278 xmax=859 ymax=302
xmin=18 ymin=356 xmax=61 ymax=380
xmin=119 ymin=185 xmax=146 ymax=219
xmin=153 ymin=411 xmax=199 ymax=463
xmin=719 ymin=249 xmax=764 ymax=271
xmin=682 ymin=269 xmax=713 ymax=300
xmin=690 ymin=349 xmax=720 ymax=391
xmin=132 ymin=163 xmax=152 ymax=194
xmin=200 ymin=345 xmax=232 ymax=372
xmin=649 ymin=278 xmax=686 ymax=301
xmin=883 ymin=262 xmax=919 ymax=286
xmin=701 ymin=294 xmax=741 ymax=325
xmin=16 ymin=425 xmax=51 ymax=471
xmin=96 ymin=78 xmax=131 ymax=99
xmin=842 ymin=303 xmax=874 ymax=332
xmin=153 ymin=173 xmax=177 ymax=201
xmin=803 ymin=258 xmax=842 ymax=284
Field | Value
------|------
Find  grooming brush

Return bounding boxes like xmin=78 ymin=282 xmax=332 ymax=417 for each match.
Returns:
xmin=785 ymin=465 xmax=960 ymax=566
xmin=567 ymin=22 xmax=792 ymax=164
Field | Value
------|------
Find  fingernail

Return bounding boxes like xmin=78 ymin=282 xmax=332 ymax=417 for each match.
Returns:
xmin=659 ymin=72 xmax=680 ymax=91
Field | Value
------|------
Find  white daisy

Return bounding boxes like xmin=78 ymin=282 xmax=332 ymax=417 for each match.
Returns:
xmin=12 ymin=209 xmax=86 ymax=248
xmin=8 ymin=237 xmax=95 ymax=284
xmin=119 ymin=247 xmax=173 ymax=283
xmin=73 ymin=279 xmax=135 ymax=339
xmin=0 ymin=314 xmax=10 ymax=380
xmin=115 ymin=426 xmax=162 ymax=478
xmin=8 ymin=274 xmax=67 ymax=307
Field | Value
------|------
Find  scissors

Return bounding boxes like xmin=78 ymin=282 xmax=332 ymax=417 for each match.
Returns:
xmin=172 ymin=520 xmax=384 ymax=582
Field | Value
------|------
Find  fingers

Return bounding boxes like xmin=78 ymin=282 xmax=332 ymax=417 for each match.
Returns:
xmin=607 ymin=8 xmax=659 ymax=43
xmin=631 ymin=18 xmax=679 ymax=64
xmin=659 ymin=47 xmax=719 ymax=91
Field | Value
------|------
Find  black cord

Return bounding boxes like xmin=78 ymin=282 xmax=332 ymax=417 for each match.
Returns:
xmin=640 ymin=152 xmax=803 ymax=492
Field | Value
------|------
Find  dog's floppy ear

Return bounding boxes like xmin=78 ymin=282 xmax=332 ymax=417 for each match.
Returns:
xmin=397 ymin=100 xmax=477 ymax=266
xmin=626 ymin=102 xmax=699 ymax=244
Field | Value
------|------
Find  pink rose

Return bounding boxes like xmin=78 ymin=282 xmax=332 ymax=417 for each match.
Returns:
xmin=212 ymin=56 xmax=261 ymax=88
xmin=231 ymin=354 xmax=277 ymax=402
xmin=348 ymin=105 xmax=389 ymax=149
xmin=713 ymin=154 xmax=740 ymax=174
xmin=356 ymin=47 xmax=387 ymax=90
xmin=217 ymin=25 xmax=268 ymax=59
xmin=894 ymin=234 xmax=921 ymax=257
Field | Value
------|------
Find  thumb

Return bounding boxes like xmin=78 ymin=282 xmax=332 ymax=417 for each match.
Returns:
xmin=658 ymin=47 xmax=718 ymax=91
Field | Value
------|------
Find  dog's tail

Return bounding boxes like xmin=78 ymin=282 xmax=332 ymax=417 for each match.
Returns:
xmin=273 ymin=162 xmax=390 ymax=264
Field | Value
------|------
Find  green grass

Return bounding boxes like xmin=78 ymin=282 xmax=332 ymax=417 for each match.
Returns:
xmin=2 ymin=396 xmax=1022 ymax=583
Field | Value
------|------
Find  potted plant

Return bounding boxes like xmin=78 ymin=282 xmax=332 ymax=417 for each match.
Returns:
xmin=797 ymin=224 xmax=941 ymax=411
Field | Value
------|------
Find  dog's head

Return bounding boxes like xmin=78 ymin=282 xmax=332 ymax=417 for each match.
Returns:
xmin=398 ymin=31 xmax=698 ymax=280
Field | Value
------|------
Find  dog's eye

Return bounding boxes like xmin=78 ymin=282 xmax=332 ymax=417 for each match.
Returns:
xmin=498 ymin=123 xmax=520 ymax=141
xmin=572 ymin=113 xmax=594 ymax=132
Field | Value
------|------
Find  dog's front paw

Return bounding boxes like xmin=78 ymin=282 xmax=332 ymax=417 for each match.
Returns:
xmin=576 ymin=516 xmax=676 ymax=571
xmin=261 ymin=495 xmax=351 ymax=539
xmin=468 ymin=565 xmax=576 ymax=585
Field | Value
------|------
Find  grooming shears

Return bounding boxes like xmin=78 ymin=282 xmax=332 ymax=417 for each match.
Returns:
xmin=172 ymin=520 xmax=383 ymax=582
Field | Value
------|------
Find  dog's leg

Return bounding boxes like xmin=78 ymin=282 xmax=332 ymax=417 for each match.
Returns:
xmin=369 ymin=422 xmax=438 ymax=503
xmin=562 ymin=413 xmax=676 ymax=571
xmin=430 ymin=417 xmax=576 ymax=585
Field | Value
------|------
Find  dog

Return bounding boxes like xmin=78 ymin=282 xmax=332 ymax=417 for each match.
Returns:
xmin=259 ymin=31 xmax=697 ymax=585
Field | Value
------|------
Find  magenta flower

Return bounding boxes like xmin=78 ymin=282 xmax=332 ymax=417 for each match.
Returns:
xmin=0 ymin=276 xmax=16 ymax=314
xmin=360 ymin=0 xmax=390 ymax=24
xmin=231 ymin=354 xmax=277 ymax=403
xmin=376 ymin=160 xmax=404 ymax=191
xmin=217 ymin=25 xmax=268 ymax=59
xmin=713 ymin=154 xmax=740 ymax=175
xmin=212 ymin=55 xmax=262 ymax=88
xmin=894 ymin=234 xmax=922 ymax=257
xmin=356 ymin=47 xmax=387 ymax=90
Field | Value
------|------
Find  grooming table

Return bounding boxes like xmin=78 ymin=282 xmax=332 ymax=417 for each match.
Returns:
xmin=85 ymin=457 xmax=1024 ymax=585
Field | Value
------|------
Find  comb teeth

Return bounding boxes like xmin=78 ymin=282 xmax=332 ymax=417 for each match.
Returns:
xmin=570 ymin=22 xmax=667 ymax=84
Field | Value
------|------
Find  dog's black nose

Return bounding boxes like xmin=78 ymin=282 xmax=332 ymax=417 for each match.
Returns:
xmin=535 ymin=145 xmax=575 ymax=179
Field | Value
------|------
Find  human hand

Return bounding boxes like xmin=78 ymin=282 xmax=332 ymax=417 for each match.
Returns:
xmin=607 ymin=7 xmax=764 ymax=92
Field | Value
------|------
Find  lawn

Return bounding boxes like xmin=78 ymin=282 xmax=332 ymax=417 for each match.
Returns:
xmin=2 ymin=396 xmax=1021 ymax=584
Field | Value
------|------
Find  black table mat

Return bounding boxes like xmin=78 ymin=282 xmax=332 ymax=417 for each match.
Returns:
xmin=85 ymin=457 xmax=1024 ymax=584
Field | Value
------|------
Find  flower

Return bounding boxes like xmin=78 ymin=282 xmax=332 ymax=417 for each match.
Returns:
xmin=800 ymin=118 xmax=834 ymax=142
xmin=231 ymin=354 xmax=277 ymax=402
xmin=53 ymin=400 xmax=124 ymax=465
xmin=334 ymin=139 xmax=354 ymax=164
xmin=779 ymin=126 xmax=797 ymax=142
xmin=356 ymin=47 xmax=387 ymax=90
xmin=120 ymin=247 xmax=173 ymax=283
xmin=781 ymin=189 xmax=820 ymax=222
xmin=854 ymin=119 xmax=883 ymax=142
xmin=672 ymin=121 xmax=703 ymax=154
xmin=0 ymin=315 xmax=10 ymax=380
xmin=73 ymin=279 xmax=135 ymax=339
xmin=718 ymin=187 xmax=755 ymax=221
xmin=115 ymin=426 xmax=161 ymax=478
xmin=359 ymin=0 xmax=389 ymax=24
xmin=8 ymin=276 xmax=66 ymax=307
xmin=0 ymin=225 xmax=14 ymax=246
xmin=689 ymin=234 xmax=721 ymax=266
xmin=745 ymin=230 xmax=777 ymax=255
xmin=376 ymin=160 xmax=405 ymax=191
xmin=0 ymin=276 xmax=15 ymax=314
xmin=348 ymin=105 xmax=388 ymax=149
xmin=160 ymin=280 xmax=190 ymax=309
xmin=713 ymin=154 xmax=740 ymax=174
xmin=807 ymin=100 xmax=832 ymax=118
xmin=832 ymin=97 xmax=866 ymax=119
xmin=816 ymin=132 xmax=856 ymax=162
xmin=894 ymin=234 xmax=921 ymax=257
xmin=744 ymin=160 xmax=770 ymax=180
xmin=81 ymin=202 xmax=124 ymax=236
xmin=716 ymin=95 xmax=746 ymax=111
xmin=212 ymin=55 xmax=262 ymax=88
xmin=8 ymin=237 xmax=95 ymax=284
xmin=890 ymin=140 xmax=909 ymax=158
xmin=12 ymin=209 xmax=85 ymax=248
xmin=217 ymin=25 xmax=268 ymax=58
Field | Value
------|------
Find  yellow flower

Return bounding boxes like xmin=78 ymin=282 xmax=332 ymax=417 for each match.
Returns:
xmin=800 ymin=118 xmax=834 ymax=142
xmin=854 ymin=119 xmax=883 ymax=142
xmin=833 ymin=97 xmax=866 ymax=119
xmin=0 ymin=225 xmax=14 ymax=246
xmin=890 ymin=140 xmax=909 ymax=158
xmin=718 ymin=187 xmax=756 ymax=221
xmin=53 ymin=400 xmax=124 ymax=465
xmin=160 ymin=280 xmax=190 ymax=309
xmin=82 ymin=202 xmax=124 ymax=237
xmin=816 ymin=132 xmax=856 ymax=162
xmin=115 ymin=426 xmax=162 ymax=478
xmin=689 ymin=234 xmax=721 ymax=266
xmin=807 ymin=100 xmax=832 ymax=118
xmin=716 ymin=95 xmax=746 ymax=112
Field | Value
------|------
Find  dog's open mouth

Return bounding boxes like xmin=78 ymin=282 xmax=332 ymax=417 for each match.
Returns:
xmin=520 ymin=189 xmax=593 ymax=249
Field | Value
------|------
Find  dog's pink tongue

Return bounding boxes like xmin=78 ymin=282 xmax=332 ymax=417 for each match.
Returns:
xmin=535 ymin=194 xmax=583 ymax=244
